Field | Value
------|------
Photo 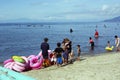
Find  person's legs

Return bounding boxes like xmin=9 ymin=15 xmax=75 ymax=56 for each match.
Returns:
xmin=91 ymin=42 xmax=94 ymax=50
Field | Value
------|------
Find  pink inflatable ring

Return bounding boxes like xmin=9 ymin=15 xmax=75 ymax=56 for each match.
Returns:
xmin=30 ymin=56 xmax=43 ymax=69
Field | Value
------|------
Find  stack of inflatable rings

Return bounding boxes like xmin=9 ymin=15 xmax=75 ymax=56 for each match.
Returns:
xmin=4 ymin=56 xmax=28 ymax=72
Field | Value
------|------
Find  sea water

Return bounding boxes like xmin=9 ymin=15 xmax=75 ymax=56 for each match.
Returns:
xmin=0 ymin=22 xmax=120 ymax=62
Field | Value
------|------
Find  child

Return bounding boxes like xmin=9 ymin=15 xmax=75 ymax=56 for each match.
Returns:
xmin=50 ymin=51 xmax=56 ymax=65
xmin=105 ymin=41 xmax=114 ymax=51
xmin=107 ymin=41 xmax=110 ymax=47
xmin=77 ymin=45 xmax=81 ymax=60
xmin=54 ymin=42 xmax=64 ymax=67
xmin=89 ymin=37 xmax=94 ymax=50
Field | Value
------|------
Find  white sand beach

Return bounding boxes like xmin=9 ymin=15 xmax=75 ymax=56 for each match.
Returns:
xmin=22 ymin=52 xmax=120 ymax=80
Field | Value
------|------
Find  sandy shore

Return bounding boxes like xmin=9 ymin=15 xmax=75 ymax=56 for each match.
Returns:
xmin=22 ymin=52 xmax=120 ymax=80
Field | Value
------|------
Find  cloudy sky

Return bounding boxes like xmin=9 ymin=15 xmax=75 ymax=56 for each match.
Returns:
xmin=0 ymin=0 xmax=120 ymax=22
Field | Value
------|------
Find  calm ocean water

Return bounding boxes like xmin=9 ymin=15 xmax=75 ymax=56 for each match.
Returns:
xmin=0 ymin=22 xmax=120 ymax=62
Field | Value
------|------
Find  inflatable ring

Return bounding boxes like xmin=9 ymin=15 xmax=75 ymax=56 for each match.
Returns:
xmin=37 ymin=51 xmax=47 ymax=58
xmin=48 ymin=50 xmax=52 ymax=59
xmin=12 ymin=62 xmax=26 ymax=72
xmin=30 ymin=56 xmax=43 ymax=69
xmin=15 ymin=61 xmax=26 ymax=67
xmin=3 ymin=59 xmax=14 ymax=65
xmin=37 ymin=52 xmax=42 ymax=58
xmin=28 ymin=55 xmax=36 ymax=60
xmin=13 ymin=65 xmax=23 ymax=72
xmin=14 ymin=63 xmax=25 ymax=71
xmin=4 ymin=62 xmax=12 ymax=69
xmin=38 ymin=50 xmax=52 ymax=59
xmin=4 ymin=62 xmax=15 ymax=70
xmin=21 ymin=56 xmax=31 ymax=70
xmin=12 ymin=56 xmax=25 ymax=63
xmin=8 ymin=62 xmax=15 ymax=70
xmin=105 ymin=46 xmax=114 ymax=51
xmin=21 ymin=56 xmax=29 ymax=64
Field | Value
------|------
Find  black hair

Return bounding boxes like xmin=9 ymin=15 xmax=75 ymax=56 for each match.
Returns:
xmin=89 ymin=37 xmax=92 ymax=39
xmin=114 ymin=35 xmax=118 ymax=38
xmin=57 ymin=42 xmax=61 ymax=47
xmin=77 ymin=45 xmax=80 ymax=47
xmin=44 ymin=38 xmax=48 ymax=42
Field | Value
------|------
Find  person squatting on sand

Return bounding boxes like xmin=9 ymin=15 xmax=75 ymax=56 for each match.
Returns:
xmin=114 ymin=35 xmax=120 ymax=51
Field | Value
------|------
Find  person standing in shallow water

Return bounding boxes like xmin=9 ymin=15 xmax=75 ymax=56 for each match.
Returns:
xmin=89 ymin=37 xmax=94 ymax=50
xmin=94 ymin=29 xmax=99 ymax=38
xmin=41 ymin=38 xmax=49 ymax=59
xmin=70 ymin=28 xmax=73 ymax=33
xmin=114 ymin=35 xmax=120 ymax=51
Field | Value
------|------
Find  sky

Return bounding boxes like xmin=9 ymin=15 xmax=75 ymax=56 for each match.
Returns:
xmin=0 ymin=0 xmax=120 ymax=22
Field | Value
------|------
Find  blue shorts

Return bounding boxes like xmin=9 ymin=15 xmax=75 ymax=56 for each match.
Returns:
xmin=57 ymin=57 xmax=62 ymax=64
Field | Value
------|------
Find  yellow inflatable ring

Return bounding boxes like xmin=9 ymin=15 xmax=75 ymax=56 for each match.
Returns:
xmin=105 ymin=46 xmax=114 ymax=51
xmin=12 ymin=56 xmax=25 ymax=63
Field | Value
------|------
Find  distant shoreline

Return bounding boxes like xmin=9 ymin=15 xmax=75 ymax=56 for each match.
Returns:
xmin=0 ymin=21 xmax=115 ymax=26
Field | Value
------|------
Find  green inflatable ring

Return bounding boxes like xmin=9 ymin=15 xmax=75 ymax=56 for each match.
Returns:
xmin=12 ymin=56 xmax=25 ymax=63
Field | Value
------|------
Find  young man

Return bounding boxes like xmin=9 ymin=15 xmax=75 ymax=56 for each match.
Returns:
xmin=41 ymin=38 xmax=50 ymax=67
xmin=41 ymin=38 xmax=49 ymax=59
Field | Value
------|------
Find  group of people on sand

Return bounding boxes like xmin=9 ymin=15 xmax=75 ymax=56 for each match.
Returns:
xmin=40 ymin=29 xmax=120 ymax=67
xmin=40 ymin=37 xmax=79 ymax=67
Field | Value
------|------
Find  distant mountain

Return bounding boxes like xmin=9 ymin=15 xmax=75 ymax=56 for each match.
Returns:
xmin=104 ymin=16 xmax=120 ymax=22
xmin=0 ymin=18 xmax=40 ymax=23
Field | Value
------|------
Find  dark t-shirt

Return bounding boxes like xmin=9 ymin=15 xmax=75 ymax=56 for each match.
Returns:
xmin=54 ymin=47 xmax=64 ymax=58
xmin=41 ymin=42 xmax=49 ymax=59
